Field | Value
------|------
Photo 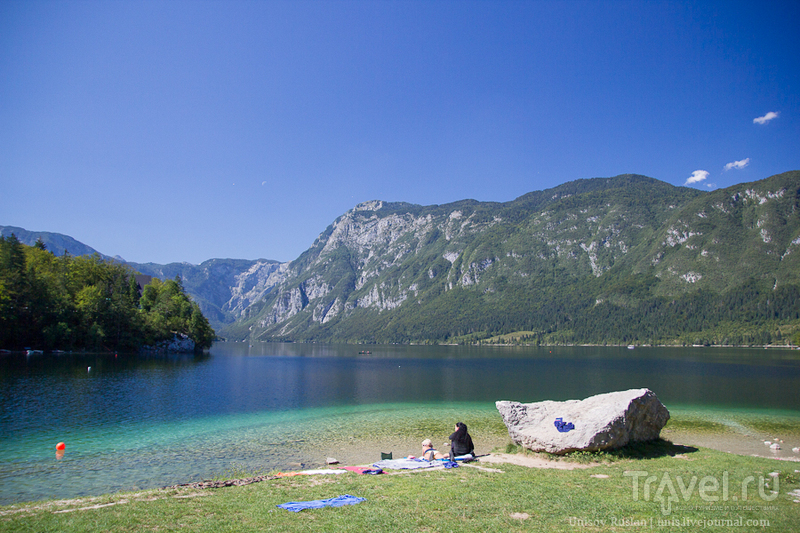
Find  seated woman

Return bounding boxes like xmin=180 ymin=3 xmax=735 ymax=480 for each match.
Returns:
xmin=420 ymin=439 xmax=449 ymax=461
xmin=449 ymin=422 xmax=475 ymax=459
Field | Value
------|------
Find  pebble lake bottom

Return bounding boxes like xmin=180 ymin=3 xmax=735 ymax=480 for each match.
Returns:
xmin=1 ymin=343 xmax=799 ymax=505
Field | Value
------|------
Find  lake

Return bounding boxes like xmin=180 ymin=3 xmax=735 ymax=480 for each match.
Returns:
xmin=1 ymin=343 xmax=799 ymax=505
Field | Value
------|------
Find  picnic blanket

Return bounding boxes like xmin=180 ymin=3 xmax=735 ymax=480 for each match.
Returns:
xmin=373 ymin=458 xmax=434 ymax=470
xmin=277 ymin=494 xmax=366 ymax=512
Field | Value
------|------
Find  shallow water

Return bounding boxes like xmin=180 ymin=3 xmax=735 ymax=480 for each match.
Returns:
xmin=1 ymin=343 xmax=799 ymax=504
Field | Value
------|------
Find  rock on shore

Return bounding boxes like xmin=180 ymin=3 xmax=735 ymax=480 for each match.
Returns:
xmin=141 ymin=333 xmax=196 ymax=354
xmin=496 ymin=388 xmax=670 ymax=454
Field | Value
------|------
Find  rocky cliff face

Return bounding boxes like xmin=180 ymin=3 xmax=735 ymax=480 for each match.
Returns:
xmin=223 ymin=171 xmax=800 ymax=343
xmin=235 ymin=175 xmax=670 ymax=338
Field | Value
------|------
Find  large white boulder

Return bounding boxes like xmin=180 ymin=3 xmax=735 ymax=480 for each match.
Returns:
xmin=496 ymin=388 xmax=670 ymax=454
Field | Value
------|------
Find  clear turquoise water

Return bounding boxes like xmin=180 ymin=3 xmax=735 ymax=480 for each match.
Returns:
xmin=1 ymin=343 xmax=799 ymax=504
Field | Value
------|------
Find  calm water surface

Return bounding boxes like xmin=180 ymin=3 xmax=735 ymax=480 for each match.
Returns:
xmin=1 ymin=343 xmax=799 ymax=504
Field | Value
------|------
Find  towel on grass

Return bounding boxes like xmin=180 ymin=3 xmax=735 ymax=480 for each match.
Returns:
xmin=342 ymin=466 xmax=384 ymax=475
xmin=277 ymin=494 xmax=366 ymax=512
xmin=373 ymin=458 xmax=434 ymax=470
xmin=274 ymin=469 xmax=347 ymax=477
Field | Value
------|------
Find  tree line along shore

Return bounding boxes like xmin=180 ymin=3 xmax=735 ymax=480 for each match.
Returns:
xmin=0 ymin=234 xmax=215 ymax=352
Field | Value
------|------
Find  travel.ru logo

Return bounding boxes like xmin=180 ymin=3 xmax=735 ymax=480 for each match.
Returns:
xmin=624 ymin=470 xmax=779 ymax=515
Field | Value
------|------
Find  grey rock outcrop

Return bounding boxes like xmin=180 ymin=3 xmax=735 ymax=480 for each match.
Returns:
xmin=141 ymin=334 xmax=197 ymax=354
xmin=496 ymin=388 xmax=670 ymax=454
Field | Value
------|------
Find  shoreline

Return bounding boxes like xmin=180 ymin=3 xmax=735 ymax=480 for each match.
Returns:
xmin=2 ymin=428 xmax=798 ymax=511
xmin=3 ymin=403 xmax=799 ymax=507
xmin=0 ymin=430 xmax=800 ymax=516
xmin=661 ymin=427 xmax=800 ymax=462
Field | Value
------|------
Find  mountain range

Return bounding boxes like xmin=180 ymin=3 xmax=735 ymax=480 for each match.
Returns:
xmin=5 ymin=171 xmax=800 ymax=345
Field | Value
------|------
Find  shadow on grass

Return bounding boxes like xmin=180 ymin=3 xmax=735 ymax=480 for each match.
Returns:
xmin=501 ymin=438 xmax=699 ymax=464
xmin=600 ymin=438 xmax=699 ymax=460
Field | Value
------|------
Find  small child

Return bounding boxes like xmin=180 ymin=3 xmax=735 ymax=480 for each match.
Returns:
xmin=420 ymin=438 xmax=449 ymax=461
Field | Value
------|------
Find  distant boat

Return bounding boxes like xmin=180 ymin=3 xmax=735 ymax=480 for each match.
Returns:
xmin=26 ymin=349 xmax=43 ymax=355
xmin=627 ymin=345 xmax=635 ymax=350
xmin=358 ymin=350 xmax=372 ymax=354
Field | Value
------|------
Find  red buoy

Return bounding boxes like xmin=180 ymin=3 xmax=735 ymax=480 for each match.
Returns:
xmin=56 ymin=442 xmax=66 ymax=451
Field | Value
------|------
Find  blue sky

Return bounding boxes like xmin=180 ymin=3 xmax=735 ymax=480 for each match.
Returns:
xmin=2 ymin=0 xmax=798 ymax=264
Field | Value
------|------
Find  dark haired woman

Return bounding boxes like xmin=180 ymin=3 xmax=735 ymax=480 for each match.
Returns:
xmin=449 ymin=422 xmax=475 ymax=459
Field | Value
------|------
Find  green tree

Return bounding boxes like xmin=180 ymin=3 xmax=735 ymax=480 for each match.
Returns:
xmin=139 ymin=277 xmax=215 ymax=349
xmin=0 ymin=234 xmax=29 ymax=347
xmin=0 ymin=241 xmax=215 ymax=351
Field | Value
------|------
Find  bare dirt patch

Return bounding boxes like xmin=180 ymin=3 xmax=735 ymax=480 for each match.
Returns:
xmin=477 ymin=453 xmax=597 ymax=470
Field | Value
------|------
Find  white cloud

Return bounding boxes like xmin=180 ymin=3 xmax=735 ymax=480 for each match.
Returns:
xmin=262 ymin=181 xmax=267 ymax=186
xmin=724 ymin=158 xmax=750 ymax=171
xmin=753 ymin=111 xmax=779 ymax=125
xmin=685 ymin=170 xmax=709 ymax=185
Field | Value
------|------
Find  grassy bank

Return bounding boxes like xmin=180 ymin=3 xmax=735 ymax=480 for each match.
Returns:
xmin=3 ymin=442 xmax=799 ymax=532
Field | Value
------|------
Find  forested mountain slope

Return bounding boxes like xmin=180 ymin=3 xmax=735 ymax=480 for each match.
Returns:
xmin=0 ymin=226 xmax=108 ymax=259
xmin=224 ymin=172 xmax=800 ymax=345
xmin=128 ymin=259 xmax=285 ymax=328
xmin=6 ymin=172 xmax=799 ymax=345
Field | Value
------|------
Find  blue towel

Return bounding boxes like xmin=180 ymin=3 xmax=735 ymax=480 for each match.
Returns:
xmin=277 ymin=494 xmax=366 ymax=512
xmin=554 ymin=417 xmax=575 ymax=432
xmin=428 ymin=458 xmax=460 ymax=468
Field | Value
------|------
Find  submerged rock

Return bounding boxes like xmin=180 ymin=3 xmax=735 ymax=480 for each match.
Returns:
xmin=496 ymin=388 xmax=670 ymax=454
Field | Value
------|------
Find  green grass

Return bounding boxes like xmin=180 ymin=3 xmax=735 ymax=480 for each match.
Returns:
xmin=3 ymin=442 xmax=799 ymax=532
xmin=479 ymin=331 xmax=541 ymax=344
